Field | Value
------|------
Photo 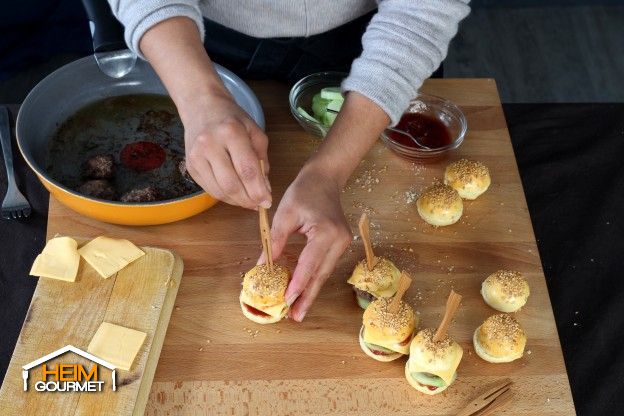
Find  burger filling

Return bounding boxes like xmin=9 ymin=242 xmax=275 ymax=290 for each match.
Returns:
xmin=410 ymin=372 xmax=447 ymax=391
xmin=364 ymin=342 xmax=396 ymax=356
xmin=243 ymin=303 xmax=272 ymax=318
xmin=353 ymin=287 xmax=377 ymax=309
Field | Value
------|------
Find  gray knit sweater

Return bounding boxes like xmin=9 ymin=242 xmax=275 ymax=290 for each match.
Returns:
xmin=108 ymin=0 xmax=470 ymax=125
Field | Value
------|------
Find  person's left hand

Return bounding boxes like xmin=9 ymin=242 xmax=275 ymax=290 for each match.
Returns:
xmin=257 ymin=164 xmax=352 ymax=322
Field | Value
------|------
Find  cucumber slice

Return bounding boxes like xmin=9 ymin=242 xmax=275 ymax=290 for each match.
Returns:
xmin=312 ymin=95 xmax=331 ymax=119
xmin=320 ymin=87 xmax=343 ymax=101
xmin=327 ymin=99 xmax=343 ymax=113
xmin=411 ymin=372 xmax=447 ymax=388
xmin=297 ymin=107 xmax=318 ymax=123
xmin=323 ymin=110 xmax=337 ymax=127
xmin=364 ymin=342 xmax=395 ymax=354
xmin=356 ymin=294 xmax=371 ymax=309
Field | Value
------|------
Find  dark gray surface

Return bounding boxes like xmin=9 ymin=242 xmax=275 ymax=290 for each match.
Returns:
xmin=2 ymin=5 xmax=624 ymax=104
xmin=445 ymin=5 xmax=624 ymax=102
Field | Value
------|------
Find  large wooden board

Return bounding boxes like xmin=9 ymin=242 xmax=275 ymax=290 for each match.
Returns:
xmin=43 ymin=79 xmax=575 ymax=415
xmin=0 ymin=246 xmax=183 ymax=415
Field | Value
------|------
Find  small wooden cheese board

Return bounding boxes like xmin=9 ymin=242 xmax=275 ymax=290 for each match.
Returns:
xmin=0 ymin=243 xmax=183 ymax=416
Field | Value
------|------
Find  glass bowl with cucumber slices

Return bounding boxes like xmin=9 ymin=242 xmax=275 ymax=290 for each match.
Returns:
xmin=289 ymin=71 xmax=347 ymax=138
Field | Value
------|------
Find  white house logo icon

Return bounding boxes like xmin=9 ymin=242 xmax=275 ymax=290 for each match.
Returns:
xmin=22 ymin=345 xmax=117 ymax=392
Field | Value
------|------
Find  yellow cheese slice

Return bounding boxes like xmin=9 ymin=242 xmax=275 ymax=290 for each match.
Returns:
xmin=407 ymin=344 xmax=463 ymax=385
xmin=240 ymin=290 xmax=287 ymax=318
xmin=87 ymin=322 xmax=147 ymax=371
xmin=362 ymin=328 xmax=411 ymax=355
xmin=78 ymin=236 xmax=145 ymax=278
xmin=29 ymin=236 xmax=80 ymax=282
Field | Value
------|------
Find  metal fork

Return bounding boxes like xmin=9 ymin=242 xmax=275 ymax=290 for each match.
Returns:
xmin=0 ymin=106 xmax=31 ymax=219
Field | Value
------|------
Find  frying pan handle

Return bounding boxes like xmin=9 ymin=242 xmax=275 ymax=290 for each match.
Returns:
xmin=81 ymin=0 xmax=127 ymax=52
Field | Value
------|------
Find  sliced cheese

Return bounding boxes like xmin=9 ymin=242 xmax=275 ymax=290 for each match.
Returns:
xmin=362 ymin=327 xmax=411 ymax=355
xmin=29 ymin=236 xmax=80 ymax=282
xmin=240 ymin=290 xmax=287 ymax=318
xmin=407 ymin=344 xmax=463 ymax=386
xmin=78 ymin=236 xmax=145 ymax=278
xmin=87 ymin=322 xmax=147 ymax=371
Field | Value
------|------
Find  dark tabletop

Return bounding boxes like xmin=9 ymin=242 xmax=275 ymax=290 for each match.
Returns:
xmin=1 ymin=103 xmax=622 ymax=415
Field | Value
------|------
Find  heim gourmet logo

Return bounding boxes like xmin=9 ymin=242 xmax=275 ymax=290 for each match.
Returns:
xmin=22 ymin=345 xmax=117 ymax=392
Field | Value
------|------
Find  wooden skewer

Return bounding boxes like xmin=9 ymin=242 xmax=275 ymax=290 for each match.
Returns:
xmin=433 ymin=289 xmax=462 ymax=342
xmin=388 ymin=271 xmax=412 ymax=314
xmin=258 ymin=160 xmax=273 ymax=271
xmin=358 ymin=213 xmax=379 ymax=271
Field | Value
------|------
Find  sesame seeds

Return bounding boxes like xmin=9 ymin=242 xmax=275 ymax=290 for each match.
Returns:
xmin=417 ymin=328 xmax=454 ymax=357
xmin=480 ymin=314 xmax=525 ymax=345
xmin=363 ymin=297 xmax=415 ymax=335
xmin=446 ymin=159 xmax=489 ymax=185
xmin=486 ymin=270 xmax=529 ymax=298
xmin=243 ymin=264 xmax=290 ymax=297
xmin=418 ymin=184 xmax=461 ymax=210
xmin=354 ymin=257 xmax=399 ymax=289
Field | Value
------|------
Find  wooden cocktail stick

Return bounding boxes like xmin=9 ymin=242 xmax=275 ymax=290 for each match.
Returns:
xmin=433 ymin=290 xmax=462 ymax=342
xmin=259 ymin=160 xmax=273 ymax=270
xmin=388 ymin=271 xmax=412 ymax=314
xmin=358 ymin=213 xmax=379 ymax=271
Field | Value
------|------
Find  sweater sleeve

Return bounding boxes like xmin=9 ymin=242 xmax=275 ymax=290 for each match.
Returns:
xmin=342 ymin=0 xmax=470 ymax=126
xmin=107 ymin=0 xmax=205 ymax=58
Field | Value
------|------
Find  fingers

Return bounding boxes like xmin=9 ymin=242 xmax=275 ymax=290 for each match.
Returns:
xmin=227 ymin=132 xmax=271 ymax=209
xmin=288 ymin=238 xmax=347 ymax=322
xmin=187 ymin=117 xmax=270 ymax=210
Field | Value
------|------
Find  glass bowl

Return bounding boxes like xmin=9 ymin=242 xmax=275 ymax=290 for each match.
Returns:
xmin=380 ymin=93 xmax=467 ymax=161
xmin=289 ymin=71 xmax=347 ymax=138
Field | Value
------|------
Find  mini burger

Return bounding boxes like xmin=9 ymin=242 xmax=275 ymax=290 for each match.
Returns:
xmin=240 ymin=264 xmax=291 ymax=324
xmin=473 ymin=314 xmax=526 ymax=363
xmin=348 ymin=258 xmax=401 ymax=309
xmin=405 ymin=328 xmax=463 ymax=395
xmin=359 ymin=297 xmax=418 ymax=361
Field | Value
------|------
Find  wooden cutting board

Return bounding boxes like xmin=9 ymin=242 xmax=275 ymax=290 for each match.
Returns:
xmin=41 ymin=79 xmax=575 ymax=415
xmin=0 ymin=244 xmax=183 ymax=415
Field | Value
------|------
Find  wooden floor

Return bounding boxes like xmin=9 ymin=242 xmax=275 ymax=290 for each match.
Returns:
xmin=0 ymin=5 xmax=623 ymax=103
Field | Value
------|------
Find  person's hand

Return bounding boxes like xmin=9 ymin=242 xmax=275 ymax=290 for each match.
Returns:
xmin=259 ymin=164 xmax=352 ymax=321
xmin=182 ymin=92 xmax=272 ymax=210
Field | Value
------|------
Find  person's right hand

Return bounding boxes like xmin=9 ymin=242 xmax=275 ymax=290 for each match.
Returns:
xmin=182 ymin=91 xmax=272 ymax=210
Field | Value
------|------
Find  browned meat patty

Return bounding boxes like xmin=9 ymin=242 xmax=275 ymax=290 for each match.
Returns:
xmin=353 ymin=287 xmax=377 ymax=303
xmin=78 ymin=180 xmax=116 ymax=200
xmin=82 ymin=154 xmax=114 ymax=179
xmin=120 ymin=186 xmax=160 ymax=203
xmin=178 ymin=158 xmax=195 ymax=183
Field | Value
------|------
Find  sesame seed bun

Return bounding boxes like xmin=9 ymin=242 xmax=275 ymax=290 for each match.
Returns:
xmin=362 ymin=298 xmax=417 ymax=352
xmin=240 ymin=264 xmax=291 ymax=324
xmin=347 ymin=258 xmax=401 ymax=299
xmin=416 ymin=184 xmax=463 ymax=226
xmin=404 ymin=362 xmax=457 ymax=395
xmin=481 ymin=270 xmax=530 ymax=313
xmin=358 ymin=327 xmax=403 ymax=362
xmin=473 ymin=314 xmax=526 ymax=363
xmin=444 ymin=159 xmax=491 ymax=200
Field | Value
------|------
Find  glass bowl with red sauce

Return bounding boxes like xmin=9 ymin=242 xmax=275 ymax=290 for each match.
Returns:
xmin=380 ymin=93 xmax=467 ymax=161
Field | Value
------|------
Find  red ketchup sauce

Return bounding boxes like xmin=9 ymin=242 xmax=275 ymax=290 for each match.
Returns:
xmin=244 ymin=304 xmax=271 ymax=317
xmin=388 ymin=113 xmax=452 ymax=149
xmin=120 ymin=141 xmax=166 ymax=172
